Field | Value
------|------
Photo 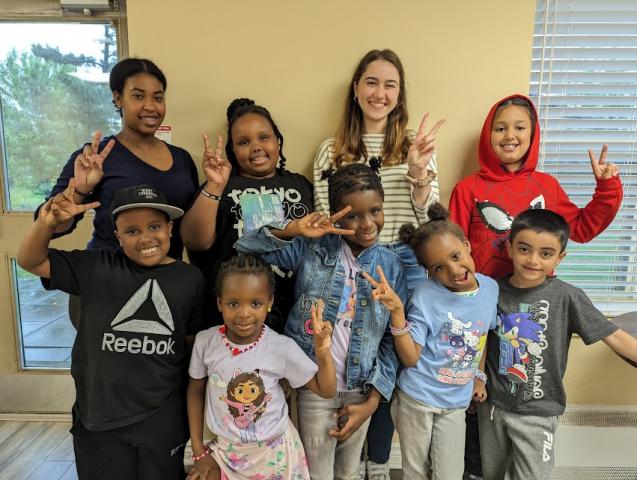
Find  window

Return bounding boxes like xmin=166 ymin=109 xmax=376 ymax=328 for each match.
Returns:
xmin=530 ymin=0 xmax=637 ymax=315
xmin=0 ymin=2 xmax=126 ymax=369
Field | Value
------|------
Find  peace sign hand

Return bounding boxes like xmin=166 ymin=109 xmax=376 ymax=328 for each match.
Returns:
xmin=589 ymin=144 xmax=619 ymax=180
xmin=290 ymin=206 xmax=356 ymax=239
xmin=362 ymin=265 xmax=404 ymax=314
xmin=73 ymin=131 xmax=115 ymax=194
xmin=40 ymin=178 xmax=101 ymax=228
xmin=202 ymin=133 xmax=231 ymax=190
xmin=407 ymin=114 xmax=445 ymax=178
xmin=311 ymin=299 xmax=333 ymax=355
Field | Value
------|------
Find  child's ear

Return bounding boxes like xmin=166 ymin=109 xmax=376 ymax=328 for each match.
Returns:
xmin=463 ymin=239 xmax=472 ymax=254
xmin=268 ymin=296 xmax=274 ymax=311
xmin=556 ymin=250 xmax=567 ymax=266
xmin=168 ymin=220 xmax=173 ymax=237
xmin=114 ymin=229 xmax=123 ymax=247
xmin=506 ymin=239 xmax=513 ymax=257
xmin=217 ymin=296 xmax=223 ymax=312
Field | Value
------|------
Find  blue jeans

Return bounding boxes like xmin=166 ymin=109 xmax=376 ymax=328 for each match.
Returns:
xmin=366 ymin=400 xmax=394 ymax=463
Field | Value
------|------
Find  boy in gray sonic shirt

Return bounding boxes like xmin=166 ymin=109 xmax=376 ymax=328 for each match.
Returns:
xmin=479 ymin=208 xmax=637 ymax=480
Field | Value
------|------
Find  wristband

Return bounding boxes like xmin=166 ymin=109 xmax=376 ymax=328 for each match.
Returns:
xmin=201 ymin=188 xmax=221 ymax=201
xmin=191 ymin=447 xmax=210 ymax=462
xmin=475 ymin=369 xmax=487 ymax=384
xmin=404 ymin=169 xmax=437 ymax=187
xmin=390 ymin=321 xmax=412 ymax=336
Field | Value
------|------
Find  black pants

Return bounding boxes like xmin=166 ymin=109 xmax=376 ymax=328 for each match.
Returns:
xmin=464 ymin=407 xmax=482 ymax=476
xmin=366 ymin=400 xmax=394 ymax=464
xmin=72 ymin=396 xmax=188 ymax=480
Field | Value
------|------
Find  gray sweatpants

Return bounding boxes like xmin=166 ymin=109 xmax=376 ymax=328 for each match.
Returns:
xmin=478 ymin=401 xmax=559 ymax=480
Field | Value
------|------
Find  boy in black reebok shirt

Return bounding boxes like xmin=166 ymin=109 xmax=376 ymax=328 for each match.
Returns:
xmin=18 ymin=180 xmax=206 ymax=480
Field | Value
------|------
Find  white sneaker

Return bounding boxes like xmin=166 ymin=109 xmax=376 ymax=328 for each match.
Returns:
xmin=359 ymin=460 xmax=367 ymax=479
xmin=366 ymin=460 xmax=390 ymax=480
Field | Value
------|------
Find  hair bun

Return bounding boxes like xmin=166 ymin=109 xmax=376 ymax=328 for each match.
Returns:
xmin=227 ymin=98 xmax=255 ymax=120
xmin=398 ymin=223 xmax=416 ymax=243
xmin=427 ymin=202 xmax=450 ymax=222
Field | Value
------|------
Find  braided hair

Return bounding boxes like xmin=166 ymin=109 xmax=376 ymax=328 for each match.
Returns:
xmin=225 ymin=98 xmax=287 ymax=173
xmin=215 ymin=254 xmax=276 ymax=298
xmin=327 ymin=163 xmax=384 ymax=212
xmin=398 ymin=203 xmax=467 ymax=266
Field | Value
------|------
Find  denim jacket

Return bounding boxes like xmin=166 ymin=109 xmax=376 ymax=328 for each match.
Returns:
xmin=235 ymin=224 xmax=407 ymax=401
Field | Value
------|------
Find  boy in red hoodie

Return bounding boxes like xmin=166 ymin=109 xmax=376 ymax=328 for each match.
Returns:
xmin=449 ymin=94 xmax=623 ymax=478
xmin=450 ymin=94 xmax=622 ymax=279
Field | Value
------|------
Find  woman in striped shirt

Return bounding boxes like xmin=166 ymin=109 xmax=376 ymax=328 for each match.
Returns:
xmin=312 ymin=48 xmax=444 ymax=480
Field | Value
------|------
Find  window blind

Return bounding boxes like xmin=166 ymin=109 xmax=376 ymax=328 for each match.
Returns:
xmin=530 ymin=0 xmax=637 ymax=315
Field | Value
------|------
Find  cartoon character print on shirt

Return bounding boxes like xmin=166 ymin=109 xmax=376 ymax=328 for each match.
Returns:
xmin=220 ymin=368 xmax=272 ymax=443
xmin=439 ymin=312 xmax=488 ymax=384
xmin=496 ymin=300 xmax=549 ymax=400
xmin=475 ymin=194 xmax=545 ymax=269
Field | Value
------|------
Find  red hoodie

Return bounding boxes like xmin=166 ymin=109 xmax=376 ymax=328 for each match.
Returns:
xmin=449 ymin=94 xmax=623 ymax=279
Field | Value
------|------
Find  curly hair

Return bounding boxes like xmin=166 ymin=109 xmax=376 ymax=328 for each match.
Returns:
xmin=327 ymin=163 xmax=384 ymax=212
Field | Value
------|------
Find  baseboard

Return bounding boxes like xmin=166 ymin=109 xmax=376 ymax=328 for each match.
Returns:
xmin=0 ymin=412 xmax=72 ymax=422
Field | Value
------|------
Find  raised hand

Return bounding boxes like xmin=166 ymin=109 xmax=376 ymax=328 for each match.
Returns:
xmin=589 ymin=144 xmax=619 ymax=180
xmin=311 ymin=299 xmax=333 ymax=355
xmin=40 ymin=178 xmax=100 ymax=228
xmin=73 ymin=131 xmax=115 ymax=193
xmin=362 ymin=265 xmax=403 ymax=313
xmin=289 ymin=206 xmax=356 ymax=238
xmin=407 ymin=113 xmax=445 ymax=178
xmin=202 ymin=133 xmax=232 ymax=189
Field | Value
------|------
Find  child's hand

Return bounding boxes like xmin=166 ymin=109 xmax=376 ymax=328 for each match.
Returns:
xmin=311 ymin=299 xmax=333 ymax=355
xmin=407 ymin=113 xmax=446 ymax=178
xmin=188 ymin=453 xmax=219 ymax=480
xmin=202 ymin=133 xmax=232 ymax=190
xmin=290 ymin=207 xmax=356 ymax=238
xmin=473 ymin=380 xmax=487 ymax=403
xmin=363 ymin=266 xmax=404 ymax=314
xmin=40 ymin=178 xmax=100 ymax=227
xmin=589 ymin=144 xmax=619 ymax=180
xmin=329 ymin=396 xmax=379 ymax=441
xmin=73 ymin=131 xmax=115 ymax=194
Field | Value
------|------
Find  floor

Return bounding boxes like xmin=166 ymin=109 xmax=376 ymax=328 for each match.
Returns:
xmin=15 ymin=276 xmax=75 ymax=369
xmin=0 ymin=420 xmax=76 ymax=479
xmin=0 ymin=419 xmax=405 ymax=480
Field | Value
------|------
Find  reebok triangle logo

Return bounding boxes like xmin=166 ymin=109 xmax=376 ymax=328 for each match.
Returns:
xmin=111 ymin=279 xmax=175 ymax=336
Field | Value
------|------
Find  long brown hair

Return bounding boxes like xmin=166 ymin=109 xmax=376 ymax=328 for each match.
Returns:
xmin=333 ymin=49 xmax=410 ymax=168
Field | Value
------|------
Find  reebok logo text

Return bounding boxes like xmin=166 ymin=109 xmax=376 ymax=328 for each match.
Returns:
xmin=102 ymin=333 xmax=175 ymax=355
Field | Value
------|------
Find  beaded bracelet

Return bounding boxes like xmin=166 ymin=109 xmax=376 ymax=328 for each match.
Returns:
xmin=474 ymin=369 xmax=488 ymax=385
xmin=191 ymin=447 xmax=211 ymax=462
xmin=404 ymin=169 xmax=437 ymax=187
xmin=390 ymin=321 xmax=412 ymax=336
xmin=201 ymin=188 xmax=221 ymax=201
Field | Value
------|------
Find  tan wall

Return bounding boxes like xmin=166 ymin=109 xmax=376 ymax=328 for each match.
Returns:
xmin=124 ymin=0 xmax=635 ymax=405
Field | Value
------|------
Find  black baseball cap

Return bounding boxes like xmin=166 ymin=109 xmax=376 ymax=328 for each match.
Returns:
xmin=111 ymin=184 xmax=184 ymax=222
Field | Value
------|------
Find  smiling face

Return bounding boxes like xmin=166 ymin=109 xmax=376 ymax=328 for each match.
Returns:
xmin=114 ymin=208 xmax=173 ymax=267
xmin=232 ymin=380 xmax=261 ymax=404
xmin=217 ymin=272 xmax=273 ymax=344
xmin=507 ymin=229 xmax=566 ymax=288
xmin=336 ymin=189 xmax=384 ymax=256
xmin=113 ymin=73 xmax=166 ymax=137
xmin=230 ymin=113 xmax=280 ymax=179
xmin=353 ymin=59 xmax=401 ymax=134
xmin=490 ymin=104 xmax=533 ymax=172
xmin=420 ymin=232 xmax=478 ymax=292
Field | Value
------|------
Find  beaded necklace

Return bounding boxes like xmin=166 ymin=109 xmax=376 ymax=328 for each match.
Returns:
xmin=219 ymin=325 xmax=265 ymax=356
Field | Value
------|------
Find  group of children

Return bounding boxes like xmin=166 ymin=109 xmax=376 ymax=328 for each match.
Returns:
xmin=17 ymin=51 xmax=637 ymax=480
